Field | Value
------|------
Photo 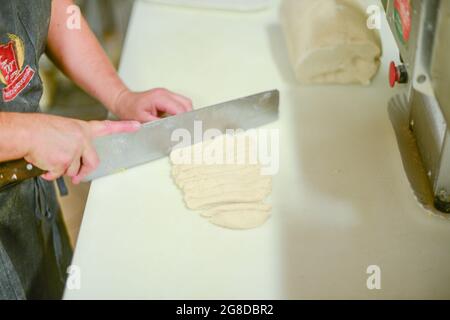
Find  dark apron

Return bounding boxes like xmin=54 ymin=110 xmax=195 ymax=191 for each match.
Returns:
xmin=0 ymin=0 xmax=72 ymax=299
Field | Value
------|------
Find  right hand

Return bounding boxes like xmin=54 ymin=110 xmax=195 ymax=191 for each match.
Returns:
xmin=24 ymin=114 xmax=140 ymax=184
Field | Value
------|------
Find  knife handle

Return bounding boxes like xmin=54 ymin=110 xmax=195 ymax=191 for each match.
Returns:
xmin=0 ymin=159 xmax=45 ymax=190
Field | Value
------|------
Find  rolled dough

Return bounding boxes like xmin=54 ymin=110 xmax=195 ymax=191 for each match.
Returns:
xmin=170 ymin=134 xmax=272 ymax=229
xmin=281 ymin=0 xmax=382 ymax=85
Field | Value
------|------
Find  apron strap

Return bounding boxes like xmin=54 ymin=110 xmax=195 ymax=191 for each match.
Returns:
xmin=33 ymin=178 xmax=68 ymax=285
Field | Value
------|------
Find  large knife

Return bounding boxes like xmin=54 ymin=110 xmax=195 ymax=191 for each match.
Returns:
xmin=0 ymin=160 xmax=68 ymax=195
xmin=0 ymin=90 xmax=279 ymax=187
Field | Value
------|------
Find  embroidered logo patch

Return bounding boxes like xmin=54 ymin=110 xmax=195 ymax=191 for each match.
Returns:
xmin=0 ymin=34 xmax=35 ymax=102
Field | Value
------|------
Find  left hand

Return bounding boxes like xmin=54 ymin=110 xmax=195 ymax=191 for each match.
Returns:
xmin=112 ymin=88 xmax=193 ymax=123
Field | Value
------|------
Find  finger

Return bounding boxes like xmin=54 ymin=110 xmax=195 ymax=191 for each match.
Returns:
xmin=139 ymin=112 xmax=160 ymax=123
xmin=72 ymin=145 xmax=99 ymax=184
xmin=89 ymin=120 xmax=141 ymax=137
xmin=156 ymin=97 xmax=186 ymax=115
xmin=166 ymin=90 xmax=190 ymax=103
xmin=65 ymin=157 xmax=81 ymax=178
xmin=164 ymin=89 xmax=192 ymax=110
xmin=170 ymin=93 xmax=193 ymax=111
xmin=41 ymin=170 xmax=64 ymax=181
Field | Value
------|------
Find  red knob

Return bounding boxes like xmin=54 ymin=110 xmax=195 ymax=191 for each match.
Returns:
xmin=389 ymin=61 xmax=408 ymax=87
xmin=389 ymin=61 xmax=399 ymax=87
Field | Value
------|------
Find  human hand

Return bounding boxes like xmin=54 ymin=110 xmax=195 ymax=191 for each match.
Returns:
xmin=112 ymin=88 xmax=193 ymax=123
xmin=24 ymin=114 xmax=140 ymax=184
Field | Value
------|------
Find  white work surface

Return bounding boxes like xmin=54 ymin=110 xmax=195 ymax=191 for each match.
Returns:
xmin=64 ymin=0 xmax=450 ymax=299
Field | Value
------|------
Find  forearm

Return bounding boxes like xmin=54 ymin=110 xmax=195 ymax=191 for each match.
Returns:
xmin=46 ymin=0 xmax=127 ymax=113
xmin=0 ymin=112 xmax=32 ymax=162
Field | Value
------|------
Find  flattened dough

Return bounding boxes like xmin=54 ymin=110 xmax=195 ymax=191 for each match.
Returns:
xmin=170 ymin=133 xmax=272 ymax=229
xmin=184 ymin=188 xmax=271 ymax=210
xmin=209 ymin=210 xmax=271 ymax=230
xmin=182 ymin=174 xmax=271 ymax=192
xmin=201 ymin=203 xmax=272 ymax=218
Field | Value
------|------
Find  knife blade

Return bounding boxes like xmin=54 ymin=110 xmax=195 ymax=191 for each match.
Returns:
xmin=84 ymin=89 xmax=279 ymax=181
xmin=0 ymin=90 xmax=279 ymax=186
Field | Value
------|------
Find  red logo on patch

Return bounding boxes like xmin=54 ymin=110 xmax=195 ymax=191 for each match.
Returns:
xmin=0 ymin=34 xmax=35 ymax=102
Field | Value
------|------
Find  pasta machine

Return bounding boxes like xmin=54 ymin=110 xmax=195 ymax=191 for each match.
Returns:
xmin=385 ymin=0 xmax=450 ymax=213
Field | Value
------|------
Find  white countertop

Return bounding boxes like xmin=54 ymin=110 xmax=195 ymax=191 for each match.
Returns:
xmin=64 ymin=0 xmax=450 ymax=299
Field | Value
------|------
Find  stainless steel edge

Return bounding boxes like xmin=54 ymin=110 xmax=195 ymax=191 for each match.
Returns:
xmin=84 ymin=90 xmax=279 ymax=181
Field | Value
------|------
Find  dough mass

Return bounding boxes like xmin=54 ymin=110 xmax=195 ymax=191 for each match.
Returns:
xmin=170 ymin=134 xmax=272 ymax=229
xmin=281 ymin=0 xmax=382 ymax=85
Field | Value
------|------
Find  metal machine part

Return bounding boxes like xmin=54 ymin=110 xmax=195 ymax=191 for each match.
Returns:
xmin=386 ymin=0 xmax=450 ymax=213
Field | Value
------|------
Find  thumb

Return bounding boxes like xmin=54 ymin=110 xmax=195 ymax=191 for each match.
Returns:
xmin=139 ymin=112 xmax=160 ymax=123
xmin=89 ymin=120 xmax=141 ymax=137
